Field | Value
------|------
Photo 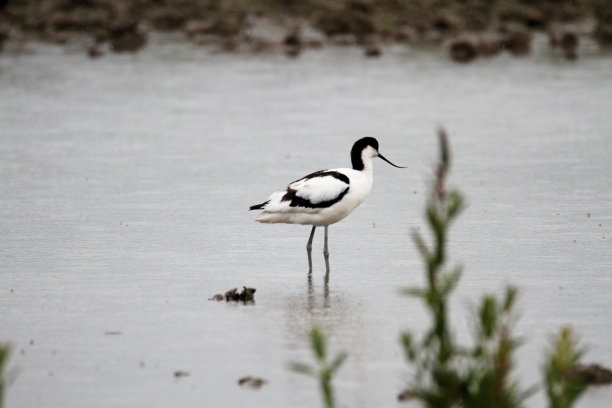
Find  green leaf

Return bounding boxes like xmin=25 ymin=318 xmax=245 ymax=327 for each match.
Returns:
xmin=503 ymin=286 xmax=518 ymax=313
xmin=543 ymin=327 xmax=588 ymax=408
xmin=479 ymin=295 xmax=498 ymax=339
xmin=426 ymin=206 xmax=444 ymax=238
xmin=439 ymin=267 xmax=462 ymax=297
xmin=412 ymin=231 xmax=431 ymax=258
xmin=446 ymin=190 xmax=464 ymax=221
xmin=310 ymin=327 xmax=327 ymax=361
xmin=402 ymin=286 xmax=427 ymax=298
xmin=438 ymin=127 xmax=450 ymax=169
xmin=288 ymin=362 xmax=316 ymax=378
xmin=401 ymin=332 xmax=417 ymax=361
xmin=329 ymin=352 xmax=348 ymax=375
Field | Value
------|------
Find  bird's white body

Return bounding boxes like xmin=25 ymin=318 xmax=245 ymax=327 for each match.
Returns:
xmin=250 ymin=137 xmax=404 ymax=273
xmin=253 ymin=146 xmax=376 ymax=226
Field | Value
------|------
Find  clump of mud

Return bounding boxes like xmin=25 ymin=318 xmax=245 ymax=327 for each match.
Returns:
xmin=568 ymin=363 xmax=612 ymax=385
xmin=210 ymin=287 xmax=256 ymax=303
xmin=238 ymin=376 xmax=266 ymax=389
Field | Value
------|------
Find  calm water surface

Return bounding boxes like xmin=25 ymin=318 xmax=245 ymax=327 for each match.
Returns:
xmin=1 ymin=39 xmax=611 ymax=408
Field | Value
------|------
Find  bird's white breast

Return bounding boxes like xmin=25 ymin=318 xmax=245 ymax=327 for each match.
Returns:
xmin=314 ymin=168 xmax=372 ymax=225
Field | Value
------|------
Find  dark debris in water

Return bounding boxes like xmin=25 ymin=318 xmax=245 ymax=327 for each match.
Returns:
xmin=568 ymin=363 xmax=612 ymax=385
xmin=398 ymin=389 xmax=413 ymax=401
xmin=238 ymin=376 xmax=267 ymax=389
xmin=174 ymin=370 xmax=190 ymax=378
xmin=210 ymin=287 xmax=256 ymax=303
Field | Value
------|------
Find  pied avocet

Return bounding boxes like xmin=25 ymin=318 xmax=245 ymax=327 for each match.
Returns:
xmin=249 ymin=137 xmax=405 ymax=273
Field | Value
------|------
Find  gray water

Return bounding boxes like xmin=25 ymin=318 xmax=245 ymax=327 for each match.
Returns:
xmin=1 ymin=38 xmax=611 ymax=408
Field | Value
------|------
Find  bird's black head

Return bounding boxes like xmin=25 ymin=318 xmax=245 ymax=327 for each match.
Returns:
xmin=351 ymin=137 xmax=379 ymax=170
xmin=351 ymin=137 xmax=406 ymax=170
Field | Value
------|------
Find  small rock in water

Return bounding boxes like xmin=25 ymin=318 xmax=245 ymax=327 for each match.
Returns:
xmin=238 ymin=376 xmax=267 ymax=389
xmin=209 ymin=293 xmax=224 ymax=301
xmin=568 ymin=364 xmax=612 ymax=385
xmin=225 ymin=288 xmax=238 ymax=300
xmin=240 ymin=287 xmax=256 ymax=302
xmin=222 ymin=287 xmax=256 ymax=302
xmin=398 ymin=389 xmax=413 ymax=401
xmin=174 ymin=370 xmax=190 ymax=378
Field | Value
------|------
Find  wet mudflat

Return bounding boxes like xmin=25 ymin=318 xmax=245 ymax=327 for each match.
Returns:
xmin=1 ymin=39 xmax=611 ymax=408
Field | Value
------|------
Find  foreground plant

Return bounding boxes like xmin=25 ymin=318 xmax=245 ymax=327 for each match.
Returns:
xmin=289 ymin=326 xmax=347 ymax=408
xmin=0 ymin=344 xmax=10 ymax=408
xmin=400 ymin=128 xmax=588 ymax=408
xmin=544 ymin=327 xmax=588 ymax=408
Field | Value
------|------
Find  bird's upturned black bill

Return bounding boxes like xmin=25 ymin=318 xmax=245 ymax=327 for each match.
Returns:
xmin=378 ymin=153 xmax=406 ymax=168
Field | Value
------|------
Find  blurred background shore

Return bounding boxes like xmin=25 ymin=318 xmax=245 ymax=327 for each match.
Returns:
xmin=1 ymin=0 xmax=611 ymax=61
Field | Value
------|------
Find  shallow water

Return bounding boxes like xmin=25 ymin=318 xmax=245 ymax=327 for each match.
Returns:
xmin=1 ymin=39 xmax=611 ymax=408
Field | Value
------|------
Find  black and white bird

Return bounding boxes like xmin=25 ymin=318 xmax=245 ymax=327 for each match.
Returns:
xmin=249 ymin=137 xmax=405 ymax=272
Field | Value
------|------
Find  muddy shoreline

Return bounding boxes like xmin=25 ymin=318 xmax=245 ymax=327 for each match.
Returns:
xmin=1 ymin=0 xmax=611 ymax=62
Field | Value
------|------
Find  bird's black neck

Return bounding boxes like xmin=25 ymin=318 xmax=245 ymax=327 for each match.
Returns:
xmin=351 ymin=148 xmax=364 ymax=171
xmin=350 ymin=137 xmax=378 ymax=171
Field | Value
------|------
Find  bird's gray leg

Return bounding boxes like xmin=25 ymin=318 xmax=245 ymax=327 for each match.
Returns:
xmin=306 ymin=226 xmax=316 ymax=273
xmin=323 ymin=226 xmax=330 ymax=274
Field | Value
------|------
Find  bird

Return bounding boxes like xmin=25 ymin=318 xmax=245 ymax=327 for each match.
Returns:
xmin=249 ymin=137 xmax=405 ymax=273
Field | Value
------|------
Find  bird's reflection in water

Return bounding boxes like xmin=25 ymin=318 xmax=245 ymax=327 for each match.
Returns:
xmin=284 ymin=266 xmax=369 ymax=406
xmin=307 ymin=269 xmax=330 ymax=312
xmin=284 ymin=261 xmax=367 ymax=346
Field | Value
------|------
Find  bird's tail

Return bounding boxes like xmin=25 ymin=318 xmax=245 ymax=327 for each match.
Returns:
xmin=249 ymin=200 xmax=269 ymax=211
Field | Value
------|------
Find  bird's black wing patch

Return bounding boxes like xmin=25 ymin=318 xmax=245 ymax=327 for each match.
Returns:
xmin=249 ymin=200 xmax=270 ymax=211
xmin=282 ymin=170 xmax=350 ymax=209
xmin=283 ymin=187 xmax=350 ymax=209
xmin=291 ymin=170 xmax=350 ymax=185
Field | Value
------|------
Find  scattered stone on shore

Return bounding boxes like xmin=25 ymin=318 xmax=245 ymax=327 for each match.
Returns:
xmin=568 ymin=363 xmax=612 ymax=385
xmin=595 ymin=24 xmax=612 ymax=47
xmin=238 ymin=376 xmax=267 ymax=389
xmin=392 ymin=26 xmax=415 ymax=43
xmin=49 ymin=9 xmax=110 ymax=33
xmin=500 ymin=27 xmax=532 ymax=56
xmin=0 ymin=0 xmax=609 ymax=60
xmin=109 ymin=20 xmax=147 ymax=53
xmin=190 ymin=12 xmax=246 ymax=38
xmin=549 ymin=29 xmax=579 ymax=60
xmin=478 ymin=33 xmax=506 ymax=57
xmin=283 ymin=26 xmax=302 ymax=57
xmin=449 ymin=34 xmax=479 ymax=62
xmin=594 ymin=0 xmax=612 ymax=46
xmin=88 ymin=44 xmax=103 ymax=58
xmin=560 ymin=31 xmax=579 ymax=60
xmin=364 ymin=42 xmax=381 ymax=57
xmin=448 ymin=28 xmax=536 ymax=63
xmin=0 ymin=25 xmax=8 ymax=51
xmin=148 ymin=7 xmax=187 ymax=31
xmin=330 ymin=33 xmax=357 ymax=46
xmin=499 ymin=4 xmax=546 ymax=29
xmin=560 ymin=31 xmax=579 ymax=50
xmin=210 ymin=287 xmax=256 ymax=302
